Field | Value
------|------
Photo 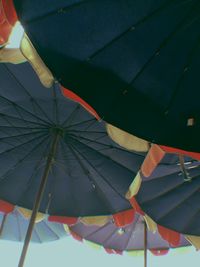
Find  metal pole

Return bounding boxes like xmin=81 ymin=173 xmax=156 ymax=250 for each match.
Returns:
xmin=144 ymin=222 xmax=147 ymax=267
xmin=178 ymin=154 xmax=191 ymax=181
xmin=18 ymin=132 xmax=60 ymax=267
xmin=0 ymin=213 xmax=7 ymax=236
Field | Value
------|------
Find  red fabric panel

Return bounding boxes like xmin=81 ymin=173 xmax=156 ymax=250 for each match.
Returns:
xmin=2 ymin=0 xmax=18 ymax=25
xmin=104 ymin=248 xmax=114 ymax=254
xmin=158 ymin=225 xmax=180 ymax=247
xmin=149 ymin=249 xmax=169 ymax=256
xmin=113 ymin=209 xmax=135 ymax=227
xmin=160 ymin=145 xmax=200 ymax=161
xmin=48 ymin=215 xmax=78 ymax=225
xmin=69 ymin=230 xmax=83 ymax=242
xmin=0 ymin=0 xmax=17 ymax=45
xmin=129 ymin=197 xmax=145 ymax=215
xmin=61 ymin=86 xmax=100 ymax=120
xmin=113 ymin=250 xmax=123 ymax=255
xmin=0 ymin=199 xmax=14 ymax=214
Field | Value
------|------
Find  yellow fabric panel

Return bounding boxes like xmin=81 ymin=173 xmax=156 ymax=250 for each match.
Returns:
xmin=17 ymin=207 xmax=45 ymax=223
xmin=170 ymin=246 xmax=191 ymax=255
xmin=185 ymin=235 xmax=200 ymax=250
xmin=127 ymin=250 xmax=144 ymax=257
xmin=144 ymin=214 xmax=157 ymax=233
xmin=20 ymin=33 xmax=54 ymax=88
xmin=106 ymin=123 xmax=149 ymax=152
xmin=84 ymin=240 xmax=101 ymax=250
xmin=0 ymin=47 xmax=26 ymax=64
xmin=63 ymin=224 xmax=70 ymax=233
xmin=126 ymin=172 xmax=141 ymax=199
xmin=80 ymin=216 xmax=109 ymax=226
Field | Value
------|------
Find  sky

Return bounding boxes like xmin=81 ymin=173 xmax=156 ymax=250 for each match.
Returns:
xmin=0 ymin=236 xmax=200 ymax=267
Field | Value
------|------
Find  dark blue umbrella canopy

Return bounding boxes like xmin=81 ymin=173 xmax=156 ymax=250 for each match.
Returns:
xmin=135 ymin=151 xmax=200 ymax=236
xmin=0 ymin=209 xmax=67 ymax=243
xmin=12 ymin=0 xmax=200 ymax=152
xmin=0 ymin=62 xmax=144 ymax=217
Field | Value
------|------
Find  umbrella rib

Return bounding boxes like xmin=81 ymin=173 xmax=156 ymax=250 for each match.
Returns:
xmin=25 ymin=0 xmax=94 ymax=24
xmin=0 ymin=130 xmax=48 ymax=141
xmin=32 ymin=224 xmax=42 ymax=244
xmin=102 ymin=227 xmax=120 ymax=249
xmin=69 ymin=132 xmax=144 ymax=157
xmin=68 ymin=134 xmax=142 ymax=172
xmin=166 ymin=15 xmax=200 ymax=110
xmin=4 ymin=65 xmax=54 ymax=125
xmin=52 ymin=84 xmax=60 ymax=125
xmin=69 ymin=141 xmax=129 ymax=201
xmin=0 ymin=112 xmax=49 ymax=127
xmin=61 ymin=104 xmax=81 ymax=127
xmin=43 ymin=220 xmax=60 ymax=240
xmin=121 ymin=1 xmax=200 ymax=91
xmin=0 ymin=94 xmax=52 ymax=127
xmin=139 ymin=181 xmax=200 ymax=222
xmin=124 ymin=216 xmax=141 ymax=250
xmin=80 ymin=221 xmax=111 ymax=240
xmin=64 ymin=118 xmax=97 ymax=130
xmin=87 ymin=0 xmax=180 ymax=61
xmin=0 ymin=132 xmax=48 ymax=158
xmin=0 ymin=133 xmax=49 ymax=183
xmin=139 ymin=165 xmax=200 ymax=203
xmin=67 ymin=142 xmax=116 ymax=213
xmin=16 ymin=210 xmax=23 ymax=242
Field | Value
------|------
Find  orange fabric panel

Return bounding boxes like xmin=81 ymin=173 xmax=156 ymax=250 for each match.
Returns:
xmin=113 ymin=209 xmax=135 ymax=227
xmin=129 ymin=197 xmax=145 ymax=216
xmin=141 ymin=144 xmax=166 ymax=177
xmin=158 ymin=225 xmax=180 ymax=247
xmin=160 ymin=145 xmax=200 ymax=161
xmin=69 ymin=230 xmax=83 ymax=242
xmin=61 ymin=86 xmax=100 ymax=120
xmin=149 ymin=249 xmax=169 ymax=256
xmin=48 ymin=215 xmax=78 ymax=225
xmin=0 ymin=199 xmax=14 ymax=214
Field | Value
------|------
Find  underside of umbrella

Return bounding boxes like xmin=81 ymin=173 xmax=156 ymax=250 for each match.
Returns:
xmin=11 ymin=0 xmax=200 ymax=152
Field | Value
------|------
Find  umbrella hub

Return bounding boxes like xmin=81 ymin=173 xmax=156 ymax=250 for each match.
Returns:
xmin=50 ymin=126 xmax=64 ymax=137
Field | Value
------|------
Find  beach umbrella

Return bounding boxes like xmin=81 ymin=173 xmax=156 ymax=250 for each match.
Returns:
xmin=126 ymin=144 xmax=200 ymax=249
xmin=7 ymin=0 xmax=200 ymax=152
xmin=68 ymin=213 xmax=190 ymax=267
xmin=0 ymin=62 xmax=144 ymax=266
xmin=0 ymin=200 xmax=67 ymax=243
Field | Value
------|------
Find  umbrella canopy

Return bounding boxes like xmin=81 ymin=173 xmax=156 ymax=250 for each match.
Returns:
xmin=0 ymin=62 xmax=144 ymax=218
xmin=126 ymin=144 xmax=200 ymax=248
xmin=0 ymin=208 xmax=67 ymax=243
xmin=69 ymin=213 xmax=190 ymax=254
xmin=10 ymin=0 xmax=200 ymax=152
xmin=0 ymin=61 xmax=146 ymax=267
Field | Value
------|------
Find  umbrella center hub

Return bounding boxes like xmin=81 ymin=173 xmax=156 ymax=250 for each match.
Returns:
xmin=50 ymin=126 xmax=64 ymax=137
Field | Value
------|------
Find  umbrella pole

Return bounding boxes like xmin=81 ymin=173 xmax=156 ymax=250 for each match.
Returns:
xmin=178 ymin=154 xmax=191 ymax=181
xmin=0 ymin=213 xmax=7 ymax=236
xmin=144 ymin=222 xmax=147 ymax=267
xmin=18 ymin=132 xmax=60 ymax=267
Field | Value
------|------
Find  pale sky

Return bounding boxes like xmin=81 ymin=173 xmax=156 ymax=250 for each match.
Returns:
xmin=0 ymin=236 xmax=199 ymax=267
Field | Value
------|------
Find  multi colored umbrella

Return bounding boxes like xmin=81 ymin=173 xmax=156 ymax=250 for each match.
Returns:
xmin=0 ymin=200 xmax=67 ymax=243
xmin=7 ymin=0 xmax=200 ymax=152
xmin=68 ymin=213 xmax=190 ymax=267
xmin=126 ymin=144 xmax=200 ymax=249
xmin=0 ymin=61 xmax=145 ymax=266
